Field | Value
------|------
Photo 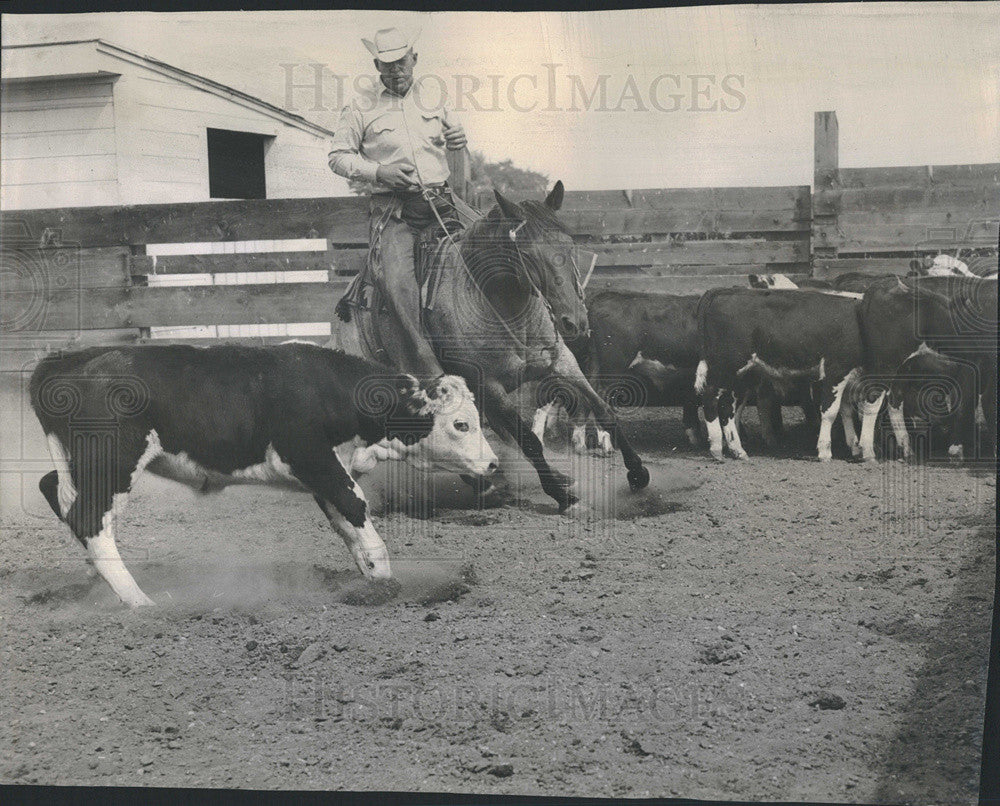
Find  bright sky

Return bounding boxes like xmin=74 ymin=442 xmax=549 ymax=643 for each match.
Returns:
xmin=4 ymin=4 xmax=999 ymax=193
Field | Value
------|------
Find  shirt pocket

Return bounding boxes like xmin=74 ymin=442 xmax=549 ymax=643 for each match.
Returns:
xmin=365 ymin=110 xmax=398 ymax=141
xmin=419 ymin=111 xmax=446 ymax=148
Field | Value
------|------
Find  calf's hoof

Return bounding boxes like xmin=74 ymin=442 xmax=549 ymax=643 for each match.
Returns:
xmin=594 ymin=430 xmax=614 ymax=457
xmin=627 ymin=466 xmax=650 ymax=491
xmin=357 ymin=549 xmax=392 ymax=580
xmin=557 ymin=492 xmax=581 ymax=514
xmin=124 ymin=593 xmax=156 ymax=608
xmin=560 ymin=499 xmax=588 ymax=517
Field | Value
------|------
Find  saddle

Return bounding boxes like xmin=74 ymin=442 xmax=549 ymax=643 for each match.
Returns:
xmin=335 ymin=208 xmax=466 ymax=366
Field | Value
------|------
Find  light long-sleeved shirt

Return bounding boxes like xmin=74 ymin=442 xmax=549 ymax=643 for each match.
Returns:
xmin=328 ymin=82 xmax=452 ymax=188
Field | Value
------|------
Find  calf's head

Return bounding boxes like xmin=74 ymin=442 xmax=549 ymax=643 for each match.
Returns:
xmin=373 ymin=374 xmax=498 ymax=476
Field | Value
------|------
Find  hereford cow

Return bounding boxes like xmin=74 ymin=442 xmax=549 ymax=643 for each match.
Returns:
xmin=889 ymin=344 xmax=979 ymax=461
xmin=748 ymin=273 xmax=833 ymax=291
xmin=695 ymin=288 xmax=864 ymax=461
xmin=749 ymin=272 xmax=889 ymax=294
xmin=30 ymin=342 xmax=498 ymax=607
xmin=857 ymin=275 xmax=997 ymax=460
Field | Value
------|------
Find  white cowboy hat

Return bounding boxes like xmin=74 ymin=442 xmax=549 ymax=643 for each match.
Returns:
xmin=362 ymin=27 xmax=415 ymax=63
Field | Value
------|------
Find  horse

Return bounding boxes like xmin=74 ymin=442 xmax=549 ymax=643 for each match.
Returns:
xmin=335 ymin=181 xmax=650 ymax=511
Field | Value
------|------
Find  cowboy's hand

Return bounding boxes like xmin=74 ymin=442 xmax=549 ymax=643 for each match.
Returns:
xmin=443 ymin=123 xmax=467 ymax=150
xmin=376 ymin=163 xmax=418 ymax=189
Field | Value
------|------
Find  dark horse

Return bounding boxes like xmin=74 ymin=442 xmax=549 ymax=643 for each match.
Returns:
xmin=337 ymin=181 xmax=650 ymax=511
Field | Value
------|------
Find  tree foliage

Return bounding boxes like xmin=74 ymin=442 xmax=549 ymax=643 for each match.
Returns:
xmin=468 ymin=151 xmax=549 ymax=199
xmin=347 ymin=151 xmax=549 ymax=202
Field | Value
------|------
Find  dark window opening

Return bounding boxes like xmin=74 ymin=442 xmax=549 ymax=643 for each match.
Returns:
xmin=207 ymin=128 xmax=270 ymax=199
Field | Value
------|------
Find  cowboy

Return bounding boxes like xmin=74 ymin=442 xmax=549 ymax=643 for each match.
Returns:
xmin=329 ymin=27 xmax=469 ymax=375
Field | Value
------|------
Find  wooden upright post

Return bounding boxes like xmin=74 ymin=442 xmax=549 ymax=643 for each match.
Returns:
xmin=812 ymin=111 xmax=840 ymax=275
xmin=447 ymin=147 xmax=471 ymax=202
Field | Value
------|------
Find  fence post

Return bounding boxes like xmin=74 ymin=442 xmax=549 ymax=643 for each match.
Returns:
xmin=447 ymin=147 xmax=471 ymax=202
xmin=812 ymin=111 xmax=840 ymax=277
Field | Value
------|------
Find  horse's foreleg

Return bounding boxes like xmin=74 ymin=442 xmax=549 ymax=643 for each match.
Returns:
xmin=481 ymin=379 xmax=578 ymax=512
xmin=571 ymin=378 xmax=650 ymax=491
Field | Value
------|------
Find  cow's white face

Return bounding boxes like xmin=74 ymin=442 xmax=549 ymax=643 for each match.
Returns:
xmin=749 ymin=273 xmax=798 ymax=290
xmin=404 ymin=376 xmax=499 ymax=476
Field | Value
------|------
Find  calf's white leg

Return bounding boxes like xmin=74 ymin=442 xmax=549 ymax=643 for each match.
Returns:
xmin=886 ymin=399 xmax=911 ymax=460
xmin=87 ymin=501 xmax=155 ymax=608
xmin=817 ymin=372 xmax=853 ymax=461
xmin=859 ymin=389 xmax=886 ymax=462
xmin=317 ymin=475 xmax=391 ymax=579
xmin=721 ymin=391 xmax=748 ymax=459
xmin=840 ymin=402 xmax=861 ymax=458
xmin=532 ymin=402 xmax=555 ymax=445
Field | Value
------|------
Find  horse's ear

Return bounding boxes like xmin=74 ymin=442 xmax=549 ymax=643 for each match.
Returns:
xmin=494 ymin=189 xmax=525 ymax=221
xmin=544 ymin=180 xmax=564 ymax=211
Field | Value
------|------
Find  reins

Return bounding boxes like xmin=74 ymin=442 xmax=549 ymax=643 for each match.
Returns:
xmin=419 ymin=181 xmax=584 ymax=355
xmin=393 ymin=101 xmax=583 ymax=354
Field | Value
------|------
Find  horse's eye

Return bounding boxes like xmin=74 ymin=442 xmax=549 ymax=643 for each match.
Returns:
xmin=453 ymin=420 xmax=469 ymax=432
xmin=553 ymin=254 xmax=566 ymax=266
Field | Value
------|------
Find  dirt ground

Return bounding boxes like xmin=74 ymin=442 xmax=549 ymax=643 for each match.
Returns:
xmin=1 ymin=375 xmax=994 ymax=802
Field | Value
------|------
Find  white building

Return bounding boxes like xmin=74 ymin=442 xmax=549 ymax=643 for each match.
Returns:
xmin=1 ymin=39 xmax=347 ymax=210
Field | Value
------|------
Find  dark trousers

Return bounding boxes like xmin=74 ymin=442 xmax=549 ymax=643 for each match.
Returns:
xmin=369 ymin=186 xmax=458 ymax=376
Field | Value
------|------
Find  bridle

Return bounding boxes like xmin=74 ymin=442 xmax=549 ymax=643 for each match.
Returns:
xmin=505 ymin=219 xmax=586 ymax=316
xmin=419 ymin=185 xmax=587 ymax=347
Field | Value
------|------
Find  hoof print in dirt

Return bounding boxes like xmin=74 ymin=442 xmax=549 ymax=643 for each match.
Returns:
xmin=698 ymin=639 xmax=742 ymax=665
xmin=461 ymin=512 xmax=503 ymax=526
xmin=622 ymin=732 xmax=652 ymax=757
xmin=808 ymin=692 xmax=846 ymax=710
xmin=487 ymin=763 xmax=514 ymax=778
xmin=290 ymin=642 xmax=326 ymax=668
xmin=417 ymin=580 xmax=470 ymax=606
xmin=339 ymin=578 xmax=401 ymax=606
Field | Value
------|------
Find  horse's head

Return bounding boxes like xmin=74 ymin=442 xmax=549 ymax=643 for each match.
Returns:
xmin=490 ymin=181 xmax=589 ymax=339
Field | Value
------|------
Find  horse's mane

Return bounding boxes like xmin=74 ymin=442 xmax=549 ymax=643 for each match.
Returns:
xmin=464 ymin=198 xmax=570 ymax=244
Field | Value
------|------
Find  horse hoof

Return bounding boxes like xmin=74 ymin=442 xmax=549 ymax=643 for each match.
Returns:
xmin=627 ymin=466 xmax=650 ymax=491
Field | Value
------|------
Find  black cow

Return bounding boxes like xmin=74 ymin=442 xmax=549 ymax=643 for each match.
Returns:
xmin=828 ymin=272 xmax=899 ymax=294
xmin=857 ymin=276 xmax=997 ymax=460
xmin=539 ymin=288 xmax=828 ymax=454
xmin=532 ymin=291 xmax=703 ymax=452
xmin=749 ymin=271 xmax=891 ymax=294
xmin=695 ymin=288 xmax=864 ymax=461
xmin=30 ymin=342 xmax=497 ymax=606
xmin=889 ymin=345 xmax=979 ymax=461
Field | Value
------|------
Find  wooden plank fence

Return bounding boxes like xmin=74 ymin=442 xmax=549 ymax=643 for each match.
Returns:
xmin=2 ymin=111 xmax=997 ymax=370
xmin=813 ymin=111 xmax=999 ymax=278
